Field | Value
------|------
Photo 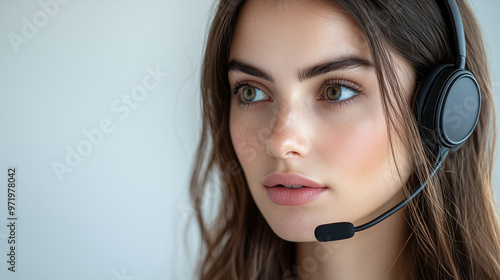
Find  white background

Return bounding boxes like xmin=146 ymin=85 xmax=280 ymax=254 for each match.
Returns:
xmin=0 ymin=0 xmax=498 ymax=279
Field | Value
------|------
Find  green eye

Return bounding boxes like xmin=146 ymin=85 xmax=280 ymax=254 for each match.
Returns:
xmin=324 ymin=85 xmax=357 ymax=101
xmin=242 ymin=86 xmax=257 ymax=102
xmin=325 ymin=85 xmax=342 ymax=100
xmin=239 ymin=85 xmax=268 ymax=103
xmin=231 ymin=82 xmax=270 ymax=109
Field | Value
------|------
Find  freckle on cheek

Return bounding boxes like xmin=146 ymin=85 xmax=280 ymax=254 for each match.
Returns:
xmin=231 ymin=120 xmax=258 ymax=159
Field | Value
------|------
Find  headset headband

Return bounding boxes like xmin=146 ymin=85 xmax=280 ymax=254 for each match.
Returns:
xmin=442 ymin=0 xmax=466 ymax=68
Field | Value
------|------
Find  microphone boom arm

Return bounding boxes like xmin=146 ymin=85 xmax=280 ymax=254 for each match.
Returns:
xmin=314 ymin=148 xmax=449 ymax=242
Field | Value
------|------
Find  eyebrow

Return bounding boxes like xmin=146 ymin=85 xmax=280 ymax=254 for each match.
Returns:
xmin=297 ymin=56 xmax=374 ymax=82
xmin=228 ymin=59 xmax=275 ymax=82
xmin=228 ymin=56 xmax=373 ymax=83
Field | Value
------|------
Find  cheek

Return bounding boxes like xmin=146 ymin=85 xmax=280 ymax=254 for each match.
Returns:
xmin=229 ymin=106 xmax=268 ymax=170
xmin=314 ymin=101 xmax=391 ymax=185
xmin=230 ymin=120 xmax=257 ymax=164
xmin=319 ymin=117 xmax=389 ymax=183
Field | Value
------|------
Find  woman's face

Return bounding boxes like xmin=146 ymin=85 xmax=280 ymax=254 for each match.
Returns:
xmin=228 ymin=0 xmax=415 ymax=242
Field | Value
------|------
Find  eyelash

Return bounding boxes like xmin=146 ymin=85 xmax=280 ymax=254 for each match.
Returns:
xmin=319 ymin=78 xmax=363 ymax=106
xmin=230 ymin=78 xmax=363 ymax=109
xmin=231 ymin=80 xmax=265 ymax=109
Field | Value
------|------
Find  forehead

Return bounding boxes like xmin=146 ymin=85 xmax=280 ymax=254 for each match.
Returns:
xmin=229 ymin=0 xmax=372 ymax=67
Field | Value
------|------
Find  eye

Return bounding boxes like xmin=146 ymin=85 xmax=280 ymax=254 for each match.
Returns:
xmin=241 ymin=85 xmax=268 ymax=102
xmin=323 ymin=84 xmax=358 ymax=101
xmin=317 ymin=78 xmax=363 ymax=106
xmin=241 ymin=86 xmax=257 ymax=101
xmin=232 ymin=82 xmax=271 ymax=107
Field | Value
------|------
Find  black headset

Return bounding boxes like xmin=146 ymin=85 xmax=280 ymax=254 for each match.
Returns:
xmin=415 ymin=0 xmax=480 ymax=152
xmin=314 ymin=0 xmax=481 ymax=242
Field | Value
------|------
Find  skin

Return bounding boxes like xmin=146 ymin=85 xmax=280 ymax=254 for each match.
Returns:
xmin=228 ymin=0 xmax=416 ymax=279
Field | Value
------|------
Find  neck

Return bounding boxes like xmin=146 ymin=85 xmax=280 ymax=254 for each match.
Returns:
xmin=295 ymin=209 xmax=411 ymax=280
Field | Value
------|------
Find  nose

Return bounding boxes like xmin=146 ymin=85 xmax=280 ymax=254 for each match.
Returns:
xmin=265 ymin=102 xmax=311 ymax=159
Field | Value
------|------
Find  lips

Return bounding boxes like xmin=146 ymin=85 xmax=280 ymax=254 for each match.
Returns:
xmin=262 ymin=173 xmax=327 ymax=189
xmin=262 ymin=173 xmax=328 ymax=206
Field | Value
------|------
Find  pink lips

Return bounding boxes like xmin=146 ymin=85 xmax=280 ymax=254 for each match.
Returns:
xmin=262 ymin=173 xmax=328 ymax=206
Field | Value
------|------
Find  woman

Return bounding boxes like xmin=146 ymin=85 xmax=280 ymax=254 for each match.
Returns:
xmin=190 ymin=0 xmax=500 ymax=279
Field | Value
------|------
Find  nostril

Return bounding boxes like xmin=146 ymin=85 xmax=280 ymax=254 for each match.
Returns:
xmin=264 ymin=120 xmax=311 ymax=159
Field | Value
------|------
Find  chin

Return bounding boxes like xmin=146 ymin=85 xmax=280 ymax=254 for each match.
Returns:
xmin=272 ymin=227 xmax=316 ymax=242
xmin=264 ymin=214 xmax=320 ymax=242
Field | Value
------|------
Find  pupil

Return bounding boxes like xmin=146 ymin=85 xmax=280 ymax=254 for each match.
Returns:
xmin=243 ymin=86 xmax=256 ymax=101
xmin=327 ymin=86 xmax=341 ymax=100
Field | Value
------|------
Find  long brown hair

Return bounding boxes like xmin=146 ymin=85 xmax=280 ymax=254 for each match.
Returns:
xmin=189 ymin=0 xmax=500 ymax=279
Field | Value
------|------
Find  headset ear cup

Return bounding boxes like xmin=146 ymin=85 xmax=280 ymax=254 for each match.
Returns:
xmin=415 ymin=64 xmax=453 ymax=149
xmin=415 ymin=64 xmax=481 ymax=151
